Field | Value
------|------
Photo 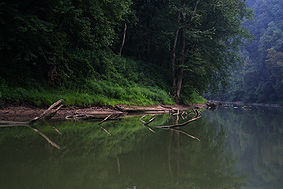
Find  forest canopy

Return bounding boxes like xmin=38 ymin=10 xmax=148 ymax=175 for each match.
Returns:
xmin=0 ymin=0 xmax=252 ymax=105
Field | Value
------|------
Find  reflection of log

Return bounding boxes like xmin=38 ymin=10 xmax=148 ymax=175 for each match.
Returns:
xmin=139 ymin=115 xmax=146 ymax=124
xmin=139 ymin=115 xmax=155 ymax=125
xmin=98 ymin=114 xmax=112 ymax=136
xmin=117 ymin=157 xmax=121 ymax=175
xmin=99 ymin=125 xmax=112 ymax=136
xmin=65 ymin=113 xmax=124 ymax=120
xmin=169 ymin=128 xmax=200 ymax=141
xmin=0 ymin=124 xmax=26 ymax=128
xmin=0 ymin=125 xmax=61 ymax=149
xmin=155 ymin=116 xmax=201 ymax=129
xmin=139 ymin=115 xmax=156 ymax=133
xmin=0 ymin=100 xmax=63 ymax=150
xmin=0 ymin=121 xmax=29 ymax=126
xmin=51 ymin=125 xmax=62 ymax=135
xmin=144 ymin=125 xmax=156 ymax=133
xmin=168 ymin=130 xmax=173 ymax=178
xmin=27 ymin=126 xmax=61 ymax=149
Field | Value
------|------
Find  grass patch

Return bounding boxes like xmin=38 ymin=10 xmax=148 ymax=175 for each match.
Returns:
xmin=0 ymin=80 xmax=174 ymax=106
xmin=183 ymin=90 xmax=207 ymax=104
xmin=0 ymin=53 xmax=175 ymax=106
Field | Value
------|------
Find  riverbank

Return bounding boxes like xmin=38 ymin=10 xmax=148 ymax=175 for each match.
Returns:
xmin=0 ymin=103 xmax=208 ymax=122
xmin=211 ymin=101 xmax=283 ymax=108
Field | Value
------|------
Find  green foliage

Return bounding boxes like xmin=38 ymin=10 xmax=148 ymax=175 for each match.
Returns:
xmin=124 ymin=0 xmax=252 ymax=95
xmin=213 ymin=0 xmax=283 ymax=104
xmin=0 ymin=55 xmax=174 ymax=106
xmin=0 ymin=0 xmax=132 ymax=84
xmin=183 ymin=90 xmax=208 ymax=104
xmin=0 ymin=0 xmax=251 ymax=105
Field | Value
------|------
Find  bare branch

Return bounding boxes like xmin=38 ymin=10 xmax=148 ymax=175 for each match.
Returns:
xmin=30 ymin=99 xmax=62 ymax=123
xmin=46 ymin=104 xmax=63 ymax=119
xmin=144 ymin=116 xmax=156 ymax=125
xmin=98 ymin=114 xmax=112 ymax=125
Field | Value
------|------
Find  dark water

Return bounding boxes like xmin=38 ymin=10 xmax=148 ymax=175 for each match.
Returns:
xmin=0 ymin=107 xmax=282 ymax=189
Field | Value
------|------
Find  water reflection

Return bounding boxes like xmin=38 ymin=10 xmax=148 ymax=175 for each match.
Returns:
xmin=0 ymin=107 xmax=282 ymax=188
xmin=205 ymin=107 xmax=283 ymax=189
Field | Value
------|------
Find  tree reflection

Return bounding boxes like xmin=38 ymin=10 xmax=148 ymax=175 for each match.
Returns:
xmin=0 ymin=113 xmax=246 ymax=189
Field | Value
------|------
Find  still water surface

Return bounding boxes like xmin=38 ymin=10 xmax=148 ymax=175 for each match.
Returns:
xmin=0 ymin=107 xmax=282 ymax=189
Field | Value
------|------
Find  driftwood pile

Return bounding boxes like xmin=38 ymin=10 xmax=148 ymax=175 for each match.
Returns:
xmin=0 ymin=100 xmax=203 ymax=149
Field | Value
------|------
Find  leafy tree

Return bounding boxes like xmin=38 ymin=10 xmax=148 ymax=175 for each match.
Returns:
xmin=214 ymin=0 xmax=283 ymax=104
xmin=0 ymin=0 xmax=132 ymax=85
xmin=124 ymin=0 xmax=251 ymax=100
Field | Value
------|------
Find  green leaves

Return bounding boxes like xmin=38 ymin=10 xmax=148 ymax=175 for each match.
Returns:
xmin=0 ymin=0 xmax=132 ymax=85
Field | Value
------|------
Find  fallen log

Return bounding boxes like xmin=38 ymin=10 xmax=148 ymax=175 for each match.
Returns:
xmin=115 ymin=105 xmax=170 ymax=113
xmin=98 ymin=114 xmax=112 ymax=125
xmin=30 ymin=99 xmax=63 ymax=123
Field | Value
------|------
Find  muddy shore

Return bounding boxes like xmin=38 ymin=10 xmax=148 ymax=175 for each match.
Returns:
xmin=0 ymin=104 xmax=208 ymax=122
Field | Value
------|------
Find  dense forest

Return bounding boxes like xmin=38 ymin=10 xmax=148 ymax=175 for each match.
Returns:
xmin=0 ymin=0 xmax=251 ymax=106
xmin=211 ymin=0 xmax=283 ymax=104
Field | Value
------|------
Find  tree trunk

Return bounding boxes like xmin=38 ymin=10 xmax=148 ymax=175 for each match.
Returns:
xmin=175 ymin=0 xmax=200 ymax=98
xmin=119 ymin=23 xmax=127 ymax=56
xmin=176 ymin=67 xmax=184 ymax=98
xmin=171 ymin=13 xmax=181 ymax=90
xmin=147 ymin=37 xmax=151 ymax=61
xmin=172 ymin=29 xmax=179 ymax=89
xmin=176 ymin=12 xmax=186 ymax=98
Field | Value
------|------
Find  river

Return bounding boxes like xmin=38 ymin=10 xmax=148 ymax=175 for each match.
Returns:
xmin=0 ymin=106 xmax=282 ymax=189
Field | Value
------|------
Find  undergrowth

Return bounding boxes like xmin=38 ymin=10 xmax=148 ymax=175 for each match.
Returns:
xmin=0 ymin=82 xmax=174 ymax=106
xmin=183 ymin=91 xmax=207 ymax=104
xmin=0 ymin=52 xmax=206 ymax=106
